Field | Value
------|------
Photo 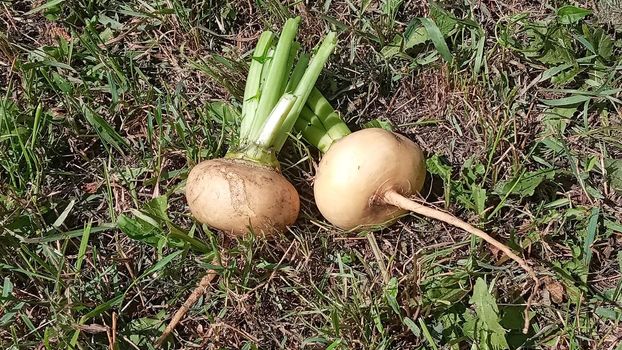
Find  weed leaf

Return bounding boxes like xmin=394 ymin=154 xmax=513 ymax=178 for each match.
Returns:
xmin=420 ymin=18 xmax=453 ymax=63
xmin=494 ymin=169 xmax=556 ymax=197
xmin=469 ymin=278 xmax=509 ymax=349
xmin=557 ymin=5 xmax=592 ymax=25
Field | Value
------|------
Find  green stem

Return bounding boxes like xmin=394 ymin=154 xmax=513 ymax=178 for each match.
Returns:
xmin=259 ymin=48 xmax=275 ymax=93
xmin=292 ymin=88 xmax=351 ymax=154
xmin=285 ymin=53 xmax=309 ymax=93
xmin=306 ymin=88 xmax=351 ymax=141
xmin=256 ymin=94 xmax=296 ymax=148
xmin=248 ymin=17 xmax=301 ymax=142
xmin=284 ymin=42 xmax=300 ymax=93
xmin=299 ymin=105 xmax=326 ymax=129
xmin=295 ymin=110 xmax=334 ymax=153
xmin=239 ymin=31 xmax=274 ymax=142
xmin=273 ymin=31 xmax=338 ymax=152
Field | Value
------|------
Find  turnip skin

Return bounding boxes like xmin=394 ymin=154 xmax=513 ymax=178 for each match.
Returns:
xmin=313 ymin=128 xmax=426 ymax=230
xmin=186 ymin=158 xmax=300 ymax=237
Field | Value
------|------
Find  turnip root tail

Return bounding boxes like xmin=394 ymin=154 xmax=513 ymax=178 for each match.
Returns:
xmin=382 ymin=190 xmax=539 ymax=333
xmin=155 ymin=262 xmax=220 ymax=347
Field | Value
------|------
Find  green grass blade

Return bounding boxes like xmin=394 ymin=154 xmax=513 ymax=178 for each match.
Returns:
xmin=420 ymin=17 xmax=453 ymax=64
xmin=74 ymin=220 xmax=92 ymax=273
xmin=28 ymin=103 xmax=43 ymax=150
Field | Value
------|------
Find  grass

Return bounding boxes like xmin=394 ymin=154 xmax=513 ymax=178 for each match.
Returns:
xmin=1 ymin=0 xmax=622 ymax=349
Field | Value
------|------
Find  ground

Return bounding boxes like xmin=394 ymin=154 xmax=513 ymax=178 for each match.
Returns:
xmin=1 ymin=0 xmax=622 ymax=349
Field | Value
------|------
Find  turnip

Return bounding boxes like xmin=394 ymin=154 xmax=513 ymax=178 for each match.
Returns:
xmin=185 ymin=18 xmax=336 ymax=238
xmin=159 ymin=22 xmax=337 ymax=346
xmin=295 ymin=90 xmax=539 ymax=294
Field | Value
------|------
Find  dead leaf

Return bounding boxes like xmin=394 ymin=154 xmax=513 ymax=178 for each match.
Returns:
xmin=78 ymin=323 xmax=109 ymax=334
xmin=543 ymin=276 xmax=565 ymax=304
xmin=83 ymin=182 xmax=101 ymax=194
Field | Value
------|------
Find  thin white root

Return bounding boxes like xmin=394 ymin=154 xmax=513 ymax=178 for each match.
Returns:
xmin=383 ymin=190 xmax=539 ymax=333
xmin=155 ymin=261 xmax=219 ymax=347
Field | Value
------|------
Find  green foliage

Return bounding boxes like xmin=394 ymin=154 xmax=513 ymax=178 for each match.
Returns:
xmin=2 ymin=1 xmax=621 ymax=349
xmin=464 ymin=278 xmax=509 ymax=350
xmin=381 ymin=3 xmax=459 ymax=63
xmin=118 ymin=196 xmax=212 ymax=254
xmin=493 ymin=169 xmax=557 ymax=198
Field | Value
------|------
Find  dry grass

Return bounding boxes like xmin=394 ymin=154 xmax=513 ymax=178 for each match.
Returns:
xmin=1 ymin=0 xmax=621 ymax=349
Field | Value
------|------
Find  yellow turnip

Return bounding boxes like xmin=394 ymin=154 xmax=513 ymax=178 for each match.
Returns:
xmin=296 ymin=92 xmax=538 ymax=309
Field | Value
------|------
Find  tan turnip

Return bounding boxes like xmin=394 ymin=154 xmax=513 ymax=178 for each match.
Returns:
xmin=186 ymin=159 xmax=299 ymax=237
xmin=183 ymin=19 xmax=336 ymax=238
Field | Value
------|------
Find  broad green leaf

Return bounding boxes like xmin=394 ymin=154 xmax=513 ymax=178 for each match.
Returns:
xmin=536 ymin=43 xmax=574 ymax=65
xmin=471 ymin=185 xmax=487 ymax=217
xmin=404 ymin=24 xmax=429 ymax=49
xmin=541 ymin=106 xmax=578 ymax=133
xmin=596 ymin=30 xmax=614 ymax=59
xmin=381 ymin=24 xmax=428 ymax=59
xmin=125 ymin=312 xmax=168 ymax=347
xmin=551 ymin=65 xmax=582 ymax=85
xmin=500 ymin=306 xmax=529 ymax=348
xmin=384 ymin=277 xmax=401 ymax=317
xmin=469 ymin=278 xmax=509 ymax=350
xmin=426 ymin=155 xmax=452 ymax=206
xmin=595 ymin=306 xmax=622 ymax=320
xmin=553 ymin=257 xmax=589 ymax=290
xmin=143 ymin=195 xmax=170 ymax=222
xmin=117 ymin=214 xmax=162 ymax=247
xmin=499 ymin=305 xmax=526 ymax=330
xmin=494 ymin=169 xmax=556 ymax=197
xmin=429 ymin=3 xmax=458 ymax=35
xmin=208 ymin=101 xmax=240 ymax=124
xmin=99 ymin=27 xmax=114 ymax=42
xmin=557 ymin=5 xmax=591 ymax=24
